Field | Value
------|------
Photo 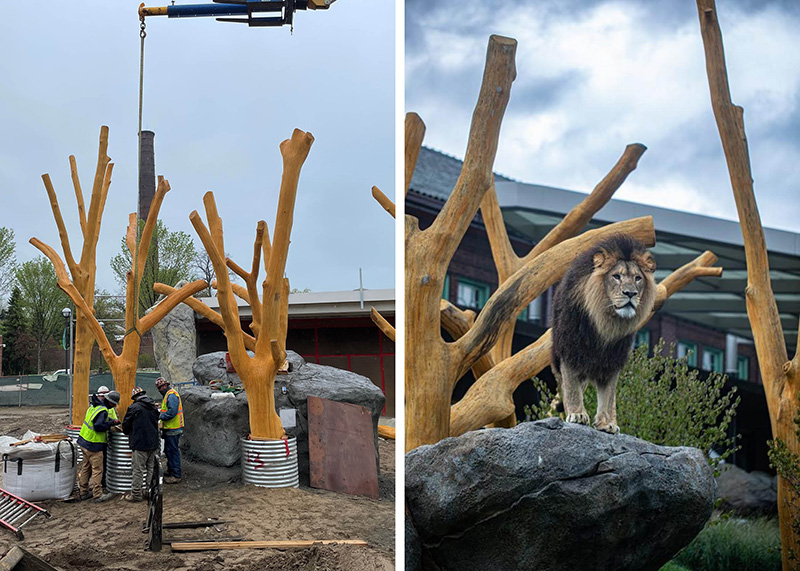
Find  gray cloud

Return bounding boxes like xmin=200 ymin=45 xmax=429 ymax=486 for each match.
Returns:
xmin=406 ymin=0 xmax=800 ymax=234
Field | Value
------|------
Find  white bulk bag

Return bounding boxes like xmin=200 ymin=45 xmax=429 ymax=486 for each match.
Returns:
xmin=0 ymin=432 xmax=78 ymax=501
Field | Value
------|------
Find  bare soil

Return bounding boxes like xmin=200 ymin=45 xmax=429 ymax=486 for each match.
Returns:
xmin=0 ymin=407 xmax=395 ymax=570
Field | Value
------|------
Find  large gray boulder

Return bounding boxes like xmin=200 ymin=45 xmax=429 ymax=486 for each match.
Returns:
xmin=716 ymin=463 xmax=777 ymax=516
xmin=180 ymin=351 xmax=385 ymax=480
xmin=406 ymin=418 xmax=715 ymax=571
xmin=148 ymin=280 xmax=197 ymax=384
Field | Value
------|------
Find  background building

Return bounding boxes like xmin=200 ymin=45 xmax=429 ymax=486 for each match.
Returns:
xmin=408 ymin=146 xmax=800 ymax=472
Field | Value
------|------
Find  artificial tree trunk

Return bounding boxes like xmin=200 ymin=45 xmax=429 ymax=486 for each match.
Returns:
xmin=33 ymin=133 xmax=206 ymax=419
xmin=696 ymin=1 xmax=800 ymax=565
xmin=188 ymin=128 xmax=313 ymax=439
xmin=38 ymin=127 xmax=111 ymax=425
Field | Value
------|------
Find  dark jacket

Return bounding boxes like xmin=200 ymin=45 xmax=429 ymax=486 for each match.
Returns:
xmin=122 ymin=396 xmax=161 ymax=451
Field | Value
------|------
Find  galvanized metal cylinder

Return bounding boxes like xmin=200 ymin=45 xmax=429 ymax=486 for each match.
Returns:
xmin=241 ymin=436 xmax=299 ymax=488
xmin=64 ymin=426 xmax=83 ymax=464
xmin=106 ymin=432 xmax=146 ymax=493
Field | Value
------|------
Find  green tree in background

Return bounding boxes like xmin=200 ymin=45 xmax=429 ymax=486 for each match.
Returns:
xmin=0 ymin=227 xmax=17 ymax=307
xmin=15 ymin=257 xmax=69 ymax=373
xmin=1 ymin=286 xmax=33 ymax=375
xmin=768 ymin=391 xmax=800 ymax=562
xmin=111 ymin=219 xmax=197 ymax=317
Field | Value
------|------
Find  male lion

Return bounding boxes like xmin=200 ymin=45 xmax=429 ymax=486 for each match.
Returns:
xmin=551 ymin=234 xmax=656 ymax=434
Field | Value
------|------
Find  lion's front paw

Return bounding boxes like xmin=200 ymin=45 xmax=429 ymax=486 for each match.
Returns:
xmin=565 ymin=412 xmax=590 ymax=425
xmin=594 ymin=420 xmax=620 ymax=434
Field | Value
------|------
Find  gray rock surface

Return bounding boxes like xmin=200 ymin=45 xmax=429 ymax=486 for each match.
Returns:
xmin=148 ymin=280 xmax=197 ymax=384
xmin=716 ymin=463 xmax=777 ymax=516
xmin=406 ymin=507 xmax=422 ymax=571
xmin=406 ymin=418 xmax=715 ymax=571
xmin=181 ymin=351 xmax=386 ymax=480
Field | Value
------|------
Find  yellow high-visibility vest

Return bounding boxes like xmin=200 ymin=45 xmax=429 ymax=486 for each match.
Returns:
xmin=160 ymin=388 xmax=184 ymax=429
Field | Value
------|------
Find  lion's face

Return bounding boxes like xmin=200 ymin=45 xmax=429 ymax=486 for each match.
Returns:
xmin=603 ymin=260 xmax=648 ymax=320
xmin=580 ymin=245 xmax=657 ymax=342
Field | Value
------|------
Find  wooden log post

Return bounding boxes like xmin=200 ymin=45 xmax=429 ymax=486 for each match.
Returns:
xmin=32 ymin=141 xmax=206 ymax=419
xmin=405 ymin=35 xmax=517 ymax=451
xmin=38 ymin=127 xmax=112 ymax=425
xmin=696 ymin=1 xmax=800 ymax=564
xmin=189 ymin=129 xmax=313 ymax=439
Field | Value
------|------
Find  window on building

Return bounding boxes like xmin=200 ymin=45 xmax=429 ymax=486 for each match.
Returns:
xmin=737 ymin=355 xmax=749 ymax=381
xmin=677 ymin=340 xmax=697 ymax=367
xmin=634 ymin=329 xmax=650 ymax=351
xmin=456 ymin=278 xmax=490 ymax=310
xmin=442 ymin=274 xmax=450 ymax=301
xmin=702 ymin=347 xmax=724 ymax=373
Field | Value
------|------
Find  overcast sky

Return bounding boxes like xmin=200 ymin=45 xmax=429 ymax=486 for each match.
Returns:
xmin=406 ymin=0 xmax=800 ymax=236
xmin=0 ymin=0 xmax=394 ymax=301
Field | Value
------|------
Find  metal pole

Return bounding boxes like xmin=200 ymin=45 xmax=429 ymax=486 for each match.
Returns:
xmin=68 ymin=305 xmax=74 ymax=420
xmin=17 ymin=377 xmax=21 ymax=407
xmin=359 ymin=268 xmax=364 ymax=309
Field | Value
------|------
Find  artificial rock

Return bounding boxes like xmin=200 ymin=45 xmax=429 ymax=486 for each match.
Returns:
xmin=180 ymin=351 xmax=385 ymax=479
xmin=148 ymin=280 xmax=197 ymax=385
xmin=405 ymin=418 xmax=715 ymax=571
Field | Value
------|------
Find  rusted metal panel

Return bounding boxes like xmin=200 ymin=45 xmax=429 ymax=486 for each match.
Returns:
xmin=308 ymin=396 xmax=379 ymax=499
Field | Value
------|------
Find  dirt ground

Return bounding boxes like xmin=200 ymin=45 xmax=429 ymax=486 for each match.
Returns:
xmin=0 ymin=407 xmax=395 ymax=570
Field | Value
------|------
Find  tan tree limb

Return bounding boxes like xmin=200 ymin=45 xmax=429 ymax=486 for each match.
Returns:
xmin=454 ymin=216 xmax=655 ymax=376
xmin=697 ymin=0 xmax=790 ymax=407
xmin=697 ymin=3 xmax=798 ymax=564
xmin=191 ymin=197 xmax=248 ymax=364
xmin=41 ymin=174 xmax=78 ymax=273
xmin=372 ymin=186 xmax=395 ymax=218
xmin=81 ymin=126 xmax=111 ymax=265
xmin=425 ymin=36 xmax=517 ymax=269
xmin=405 ymin=113 xmax=426 ymax=196
xmin=29 ymin=237 xmax=116 ymax=364
xmin=439 ymin=300 xmax=495 ymax=378
xmin=68 ymin=155 xmax=88 ymax=238
xmin=450 ymin=251 xmax=723 ymax=436
xmin=278 ymin=278 xmax=290 ymax=352
xmin=153 ymin=282 xmax=257 ymax=351
xmin=370 ymin=307 xmax=396 ymax=343
xmin=134 ymin=177 xmax=169 ymax=288
xmin=139 ymin=279 xmax=208 ymax=333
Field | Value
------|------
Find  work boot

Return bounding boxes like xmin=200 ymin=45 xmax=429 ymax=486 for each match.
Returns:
xmin=123 ymin=493 xmax=142 ymax=503
xmin=94 ymin=492 xmax=116 ymax=503
xmin=163 ymin=476 xmax=181 ymax=484
xmin=79 ymin=492 xmax=92 ymax=501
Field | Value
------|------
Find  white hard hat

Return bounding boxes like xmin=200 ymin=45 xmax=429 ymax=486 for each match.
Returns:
xmin=97 ymin=385 xmax=110 ymax=395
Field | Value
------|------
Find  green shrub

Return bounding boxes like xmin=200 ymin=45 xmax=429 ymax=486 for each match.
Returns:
xmin=525 ymin=340 xmax=740 ymax=470
xmin=137 ymin=352 xmax=155 ymax=369
xmin=659 ymin=561 xmax=692 ymax=571
xmin=767 ymin=390 xmax=800 ymax=562
xmin=668 ymin=518 xmax=781 ymax=571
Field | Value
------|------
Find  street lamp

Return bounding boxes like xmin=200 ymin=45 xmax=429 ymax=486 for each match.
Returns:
xmin=61 ymin=307 xmax=71 ymax=373
xmin=62 ymin=306 xmax=74 ymax=417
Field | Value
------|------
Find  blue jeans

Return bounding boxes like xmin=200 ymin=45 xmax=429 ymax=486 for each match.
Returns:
xmin=163 ymin=433 xmax=181 ymax=478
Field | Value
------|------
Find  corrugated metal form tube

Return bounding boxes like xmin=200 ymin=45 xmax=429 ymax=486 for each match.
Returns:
xmin=64 ymin=426 xmax=83 ymax=464
xmin=106 ymin=432 xmax=146 ymax=494
xmin=241 ymin=436 xmax=299 ymax=488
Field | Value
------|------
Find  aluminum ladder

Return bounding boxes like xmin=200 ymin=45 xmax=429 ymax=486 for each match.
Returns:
xmin=0 ymin=488 xmax=51 ymax=540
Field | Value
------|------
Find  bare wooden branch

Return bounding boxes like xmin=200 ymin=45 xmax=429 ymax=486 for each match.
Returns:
xmin=372 ymin=186 xmax=395 ymax=219
xmin=140 ymin=280 xmax=208 ymax=333
xmin=41 ymin=174 xmax=78 ymax=272
xmin=696 ymin=2 xmax=798 ymax=563
xmin=154 ymin=282 xmax=256 ymax=351
xmin=68 ymin=155 xmax=87 ymax=238
xmin=370 ymin=307 xmax=395 ymax=343
xmin=405 ymin=113 xmax=426 ymax=196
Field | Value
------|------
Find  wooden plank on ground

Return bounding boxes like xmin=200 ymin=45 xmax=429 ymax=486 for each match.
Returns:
xmin=0 ymin=546 xmax=23 ymax=571
xmin=163 ymin=520 xmax=232 ymax=529
xmin=377 ymin=425 xmax=395 ymax=439
xmin=170 ymin=539 xmax=368 ymax=552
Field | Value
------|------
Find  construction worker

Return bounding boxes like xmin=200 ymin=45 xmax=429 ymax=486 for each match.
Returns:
xmin=121 ymin=387 xmax=160 ymax=502
xmin=156 ymin=377 xmax=184 ymax=484
xmin=77 ymin=390 xmax=121 ymax=503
